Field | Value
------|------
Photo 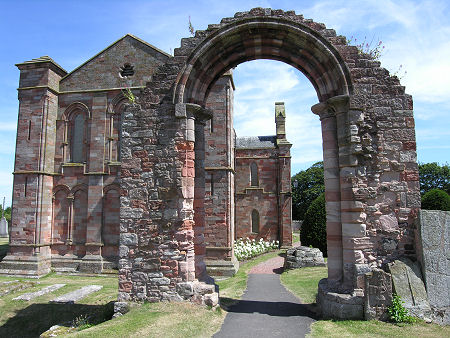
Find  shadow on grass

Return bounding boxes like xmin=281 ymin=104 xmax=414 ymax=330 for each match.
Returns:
xmin=219 ymin=297 xmax=318 ymax=319
xmin=0 ymin=301 xmax=114 ymax=338
xmin=0 ymin=241 xmax=8 ymax=261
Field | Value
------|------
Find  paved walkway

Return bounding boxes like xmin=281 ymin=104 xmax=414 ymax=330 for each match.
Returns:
xmin=214 ymin=254 xmax=315 ymax=338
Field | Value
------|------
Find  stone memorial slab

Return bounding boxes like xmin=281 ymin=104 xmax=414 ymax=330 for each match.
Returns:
xmin=0 ymin=217 xmax=8 ymax=237
xmin=51 ymin=285 xmax=102 ymax=304
xmin=13 ymin=284 xmax=66 ymax=301
xmin=387 ymin=257 xmax=431 ymax=319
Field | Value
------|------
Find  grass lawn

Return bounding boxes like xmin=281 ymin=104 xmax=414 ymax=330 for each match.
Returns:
xmin=0 ymin=251 xmax=282 ymax=337
xmin=279 ymin=264 xmax=450 ymax=337
xmin=0 ymin=273 xmax=118 ymax=337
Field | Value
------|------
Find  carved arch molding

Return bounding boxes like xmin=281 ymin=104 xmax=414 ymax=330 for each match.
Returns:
xmin=118 ymin=8 xmax=419 ymax=319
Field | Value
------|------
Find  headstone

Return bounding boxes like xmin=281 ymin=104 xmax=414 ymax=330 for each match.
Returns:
xmin=284 ymin=246 xmax=326 ymax=269
xmin=364 ymin=268 xmax=392 ymax=320
xmin=387 ymin=257 xmax=432 ymax=320
xmin=0 ymin=217 xmax=8 ymax=237
xmin=13 ymin=284 xmax=66 ymax=301
xmin=415 ymin=210 xmax=450 ymax=325
xmin=50 ymin=285 xmax=103 ymax=304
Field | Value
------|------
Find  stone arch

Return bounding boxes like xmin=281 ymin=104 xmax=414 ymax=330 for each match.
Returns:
xmin=172 ymin=10 xmax=351 ymax=285
xmin=62 ymin=102 xmax=91 ymax=163
xmin=119 ymin=9 xmax=420 ymax=319
xmin=71 ymin=184 xmax=88 ymax=254
xmin=251 ymin=209 xmax=260 ymax=233
xmin=102 ymin=184 xmax=120 ymax=260
xmin=52 ymin=184 xmax=71 ymax=244
xmin=173 ymin=14 xmax=352 ymax=105
xmin=107 ymin=94 xmax=128 ymax=162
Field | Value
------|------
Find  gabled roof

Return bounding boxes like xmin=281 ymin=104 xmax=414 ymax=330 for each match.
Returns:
xmin=236 ymin=136 xmax=277 ymax=149
xmin=61 ymin=34 xmax=171 ymax=81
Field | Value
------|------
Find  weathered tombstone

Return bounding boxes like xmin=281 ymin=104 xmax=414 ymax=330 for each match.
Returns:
xmin=364 ymin=268 xmax=392 ymax=320
xmin=0 ymin=217 xmax=7 ymax=238
xmin=415 ymin=210 xmax=450 ymax=325
xmin=387 ymin=257 xmax=432 ymax=320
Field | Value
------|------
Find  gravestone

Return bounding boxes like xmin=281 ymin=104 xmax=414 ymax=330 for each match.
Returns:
xmin=0 ymin=217 xmax=8 ymax=237
xmin=387 ymin=257 xmax=432 ymax=320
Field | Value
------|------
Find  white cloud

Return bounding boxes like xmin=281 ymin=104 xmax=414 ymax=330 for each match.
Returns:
xmin=0 ymin=122 xmax=17 ymax=131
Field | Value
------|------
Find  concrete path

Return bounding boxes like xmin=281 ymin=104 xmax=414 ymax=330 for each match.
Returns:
xmin=13 ymin=284 xmax=66 ymax=301
xmin=214 ymin=255 xmax=316 ymax=338
xmin=51 ymin=285 xmax=102 ymax=304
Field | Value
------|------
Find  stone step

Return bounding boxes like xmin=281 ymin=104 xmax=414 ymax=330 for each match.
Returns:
xmin=13 ymin=284 xmax=66 ymax=301
xmin=50 ymin=285 xmax=103 ymax=304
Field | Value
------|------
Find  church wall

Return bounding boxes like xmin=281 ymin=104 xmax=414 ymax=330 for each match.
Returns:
xmin=235 ymin=148 xmax=280 ymax=242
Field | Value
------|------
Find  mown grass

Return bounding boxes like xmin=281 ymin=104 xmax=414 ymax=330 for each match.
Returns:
xmin=279 ymin=264 xmax=450 ymax=337
xmin=70 ymin=302 xmax=224 ymax=338
xmin=0 ymin=272 xmax=118 ymax=337
xmin=280 ymin=265 xmax=327 ymax=304
xmin=310 ymin=319 xmax=450 ymax=337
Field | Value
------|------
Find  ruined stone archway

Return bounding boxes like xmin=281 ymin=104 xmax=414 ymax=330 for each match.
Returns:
xmin=118 ymin=8 xmax=419 ymax=319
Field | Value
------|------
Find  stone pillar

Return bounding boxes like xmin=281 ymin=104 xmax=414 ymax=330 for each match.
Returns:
xmin=312 ymin=101 xmax=343 ymax=282
xmin=81 ymin=94 xmax=107 ymax=273
xmin=203 ymin=74 xmax=238 ymax=278
xmin=331 ymin=96 xmax=369 ymax=289
xmin=0 ymin=57 xmax=66 ymax=277
xmin=314 ymin=95 xmax=364 ymax=320
xmin=194 ymin=115 xmax=207 ymax=279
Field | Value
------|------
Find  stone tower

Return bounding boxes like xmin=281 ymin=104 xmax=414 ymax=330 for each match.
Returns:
xmin=0 ymin=57 xmax=66 ymax=276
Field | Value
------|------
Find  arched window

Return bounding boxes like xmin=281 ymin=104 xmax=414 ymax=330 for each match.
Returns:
xmin=71 ymin=113 xmax=86 ymax=163
xmin=250 ymin=162 xmax=258 ymax=187
xmin=251 ymin=209 xmax=259 ymax=233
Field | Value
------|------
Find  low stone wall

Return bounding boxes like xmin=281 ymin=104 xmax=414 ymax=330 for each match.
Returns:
xmin=415 ymin=210 xmax=450 ymax=325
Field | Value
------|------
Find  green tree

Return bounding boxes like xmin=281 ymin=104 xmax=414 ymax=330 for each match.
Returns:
xmin=300 ymin=193 xmax=327 ymax=255
xmin=291 ymin=161 xmax=324 ymax=220
xmin=421 ymin=189 xmax=450 ymax=211
xmin=418 ymin=162 xmax=450 ymax=195
xmin=0 ymin=206 xmax=11 ymax=223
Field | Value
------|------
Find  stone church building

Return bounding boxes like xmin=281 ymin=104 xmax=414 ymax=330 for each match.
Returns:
xmin=0 ymin=34 xmax=292 ymax=277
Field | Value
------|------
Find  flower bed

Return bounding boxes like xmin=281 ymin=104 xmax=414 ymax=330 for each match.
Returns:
xmin=234 ymin=238 xmax=279 ymax=261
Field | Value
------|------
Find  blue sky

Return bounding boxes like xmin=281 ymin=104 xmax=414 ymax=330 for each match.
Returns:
xmin=1 ymin=0 xmax=449 ymax=206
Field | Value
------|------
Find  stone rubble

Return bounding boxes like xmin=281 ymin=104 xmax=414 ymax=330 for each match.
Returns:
xmin=284 ymin=246 xmax=326 ymax=269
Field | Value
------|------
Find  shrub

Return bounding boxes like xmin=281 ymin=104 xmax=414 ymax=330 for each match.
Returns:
xmin=234 ymin=238 xmax=279 ymax=261
xmin=387 ymin=294 xmax=416 ymax=323
xmin=300 ymin=193 xmax=327 ymax=256
xmin=421 ymin=188 xmax=450 ymax=211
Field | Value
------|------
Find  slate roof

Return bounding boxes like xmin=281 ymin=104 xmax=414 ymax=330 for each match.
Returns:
xmin=236 ymin=135 xmax=277 ymax=149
